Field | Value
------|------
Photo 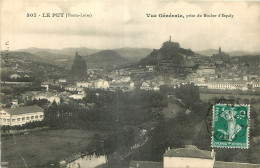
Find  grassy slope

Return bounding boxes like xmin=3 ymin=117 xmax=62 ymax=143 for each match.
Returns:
xmin=162 ymin=102 xmax=185 ymax=119
xmin=1 ymin=129 xmax=103 ymax=168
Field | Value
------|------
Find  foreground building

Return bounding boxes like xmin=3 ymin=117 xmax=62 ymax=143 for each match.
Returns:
xmin=164 ymin=146 xmax=215 ymax=168
xmin=129 ymin=145 xmax=260 ymax=168
xmin=0 ymin=105 xmax=44 ymax=126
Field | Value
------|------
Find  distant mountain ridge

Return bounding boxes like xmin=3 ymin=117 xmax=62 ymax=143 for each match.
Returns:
xmin=196 ymin=49 xmax=260 ymax=56
xmin=10 ymin=47 xmax=259 ymax=71
xmin=16 ymin=47 xmax=152 ymax=62
xmin=14 ymin=47 xmax=152 ymax=70
xmin=17 ymin=47 xmax=100 ymax=56
xmin=14 ymin=47 xmax=260 ymax=58
xmin=33 ymin=51 xmax=72 ymax=60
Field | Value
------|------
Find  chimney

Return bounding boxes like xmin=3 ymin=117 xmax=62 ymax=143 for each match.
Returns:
xmin=211 ymin=148 xmax=215 ymax=158
xmin=165 ymin=147 xmax=170 ymax=153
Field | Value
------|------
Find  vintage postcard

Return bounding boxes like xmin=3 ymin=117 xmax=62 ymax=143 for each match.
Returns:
xmin=1 ymin=0 xmax=260 ymax=168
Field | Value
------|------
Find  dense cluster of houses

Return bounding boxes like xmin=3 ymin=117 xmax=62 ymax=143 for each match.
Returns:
xmin=185 ymin=63 xmax=260 ymax=91
xmin=22 ymin=91 xmax=61 ymax=104
xmin=2 ymin=66 xmax=259 ymax=126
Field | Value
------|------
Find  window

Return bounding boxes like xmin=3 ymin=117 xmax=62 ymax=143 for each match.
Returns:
xmin=26 ymin=117 xmax=30 ymax=120
xmin=3 ymin=118 xmax=6 ymax=122
xmin=12 ymin=119 xmax=16 ymax=122
xmin=35 ymin=115 xmax=38 ymax=119
xmin=40 ymin=115 xmax=43 ymax=118
xmin=31 ymin=116 xmax=34 ymax=119
xmin=17 ymin=118 xmax=20 ymax=121
xmin=7 ymin=119 xmax=10 ymax=122
xmin=22 ymin=117 xmax=25 ymax=121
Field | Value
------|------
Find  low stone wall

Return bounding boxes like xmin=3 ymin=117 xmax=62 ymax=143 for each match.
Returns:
xmin=1 ymin=126 xmax=49 ymax=136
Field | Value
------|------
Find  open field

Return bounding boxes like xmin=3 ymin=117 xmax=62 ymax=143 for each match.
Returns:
xmin=1 ymin=129 xmax=105 ymax=168
xmin=162 ymin=102 xmax=185 ymax=119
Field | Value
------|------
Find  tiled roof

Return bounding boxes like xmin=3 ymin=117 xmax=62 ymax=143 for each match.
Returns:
xmin=164 ymin=147 xmax=214 ymax=159
xmin=3 ymin=105 xmax=44 ymax=116
xmin=129 ymin=161 xmax=163 ymax=168
xmin=214 ymin=161 xmax=260 ymax=168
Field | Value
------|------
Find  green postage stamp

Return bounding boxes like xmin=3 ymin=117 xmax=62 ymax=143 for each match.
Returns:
xmin=212 ymin=104 xmax=250 ymax=149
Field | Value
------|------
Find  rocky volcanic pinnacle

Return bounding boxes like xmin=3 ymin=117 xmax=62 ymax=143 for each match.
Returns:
xmin=68 ymin=52 xmax=87 ymax=82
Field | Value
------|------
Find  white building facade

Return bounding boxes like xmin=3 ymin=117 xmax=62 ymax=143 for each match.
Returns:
xmin=0 ymin=105 xmax=44 ymax=126
xmin=163 ymin=146 xmax=215 ymax=168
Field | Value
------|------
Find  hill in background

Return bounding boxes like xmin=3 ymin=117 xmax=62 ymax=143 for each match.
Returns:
xmin=139 ymin=39 xmax=194 ymax=77
xmin=140 ymin=40 xmax=194 ymax=65
xmin=48 ymin=50 xmax=131 ymax=71
xmin=114 ymin=48 xmax=152 ymax=62
xmin=17 ymin=47 xmax=152 ymax=62
xmin=15 ymin=47 xmax=152 ymax=70
xmin=85 ymin=50 xmax=130 ymax=71
xmin=1 ymin=51 xmax=44 ymax=62
xmin=17 ymin=47 xmax=100 ymax=56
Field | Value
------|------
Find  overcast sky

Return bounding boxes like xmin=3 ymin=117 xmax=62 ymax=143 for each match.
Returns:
xmin=1 ymin=0 xmax=260 ymax=52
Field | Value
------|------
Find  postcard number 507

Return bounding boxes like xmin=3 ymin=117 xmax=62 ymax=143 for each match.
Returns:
xmin=27 ymin=13 xmax=36 ymax=17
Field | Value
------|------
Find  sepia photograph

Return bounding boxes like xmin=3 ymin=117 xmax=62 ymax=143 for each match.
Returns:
xmin=0 ymin=0 xmax=260 ymax=168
